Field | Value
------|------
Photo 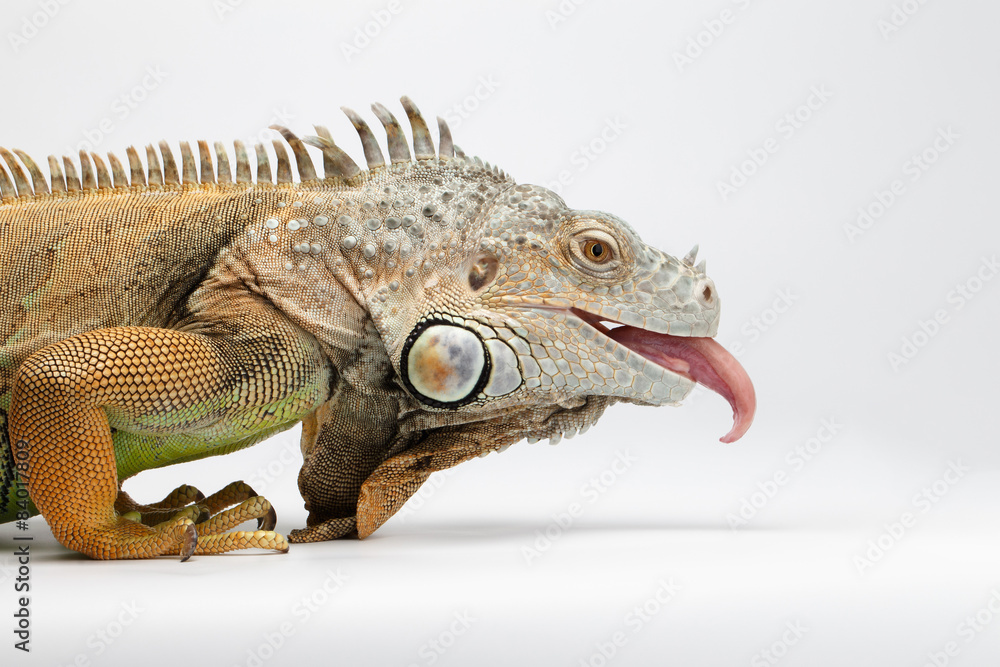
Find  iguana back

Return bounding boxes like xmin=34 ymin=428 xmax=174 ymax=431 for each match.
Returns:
xmin=1 ymin=188 xmax=246 ymax=384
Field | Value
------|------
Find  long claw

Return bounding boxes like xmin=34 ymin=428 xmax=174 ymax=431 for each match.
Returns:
xmin=179 ymin=523 xmax=198 ymax=562
xmin=258 ymin=505 xmax=277 ymax=531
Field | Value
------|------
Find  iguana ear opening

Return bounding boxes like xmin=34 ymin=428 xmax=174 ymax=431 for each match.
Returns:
xmin=468 ymin=253 xmax=498 ymax=291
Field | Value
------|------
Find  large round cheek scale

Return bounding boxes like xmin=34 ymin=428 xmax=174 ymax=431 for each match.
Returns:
xmin=406 ymin=324 xmax=485 ymax=404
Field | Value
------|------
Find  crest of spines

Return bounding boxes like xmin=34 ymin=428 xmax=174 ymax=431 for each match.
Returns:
xmin=0 ymin=96 xmax=509 ymax=202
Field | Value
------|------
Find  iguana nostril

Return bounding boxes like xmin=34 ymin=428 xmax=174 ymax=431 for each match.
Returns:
xmin=702 ymin=285 xmax=713 ymax=302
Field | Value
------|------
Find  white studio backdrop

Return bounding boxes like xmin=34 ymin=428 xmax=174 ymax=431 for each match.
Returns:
xmin=1 ymin=1 xmax=998 ymax=666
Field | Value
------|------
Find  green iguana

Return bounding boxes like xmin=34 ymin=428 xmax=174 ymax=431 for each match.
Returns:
xmin=0 ymin=97 xmax=755 ymax=560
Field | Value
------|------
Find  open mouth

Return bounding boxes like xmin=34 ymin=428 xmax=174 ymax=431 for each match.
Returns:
xmin=571 ymin=308 xmax=756 ymax=443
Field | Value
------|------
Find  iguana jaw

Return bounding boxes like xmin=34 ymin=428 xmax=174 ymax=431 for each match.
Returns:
xmin=570 ymin=308 xmax=756 ymax=443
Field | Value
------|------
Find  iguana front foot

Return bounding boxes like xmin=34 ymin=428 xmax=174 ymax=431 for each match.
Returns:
xmin=114 ymin=483 xmax=283 ymax=554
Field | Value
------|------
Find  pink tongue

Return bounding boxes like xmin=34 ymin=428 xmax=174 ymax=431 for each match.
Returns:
xmin=607 ymin=328 xmax=756 ymax=443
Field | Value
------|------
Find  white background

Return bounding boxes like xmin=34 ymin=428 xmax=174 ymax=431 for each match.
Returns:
xmin=1 ymin=1 xmax=999 ymax=665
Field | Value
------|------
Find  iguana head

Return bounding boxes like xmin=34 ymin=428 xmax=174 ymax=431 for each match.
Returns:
xmin=388 ymin=181 xmax=755 ymax=444
xmin=323 ymin=99 xmax=757 ymax=446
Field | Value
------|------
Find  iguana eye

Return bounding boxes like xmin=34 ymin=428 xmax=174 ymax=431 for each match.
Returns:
xmin=568 ymin=230 xmax=620 ymax=272
xmin=583 ymin=239 xmax=610 ymax=263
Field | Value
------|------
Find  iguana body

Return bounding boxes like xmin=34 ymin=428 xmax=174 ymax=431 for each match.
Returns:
xmin=0 ymin=97 xmax=755 ymax=559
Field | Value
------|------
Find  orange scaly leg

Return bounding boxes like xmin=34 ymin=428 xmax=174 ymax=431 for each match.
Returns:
xmin=9 ymin=327 xmax=295 ymax=560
